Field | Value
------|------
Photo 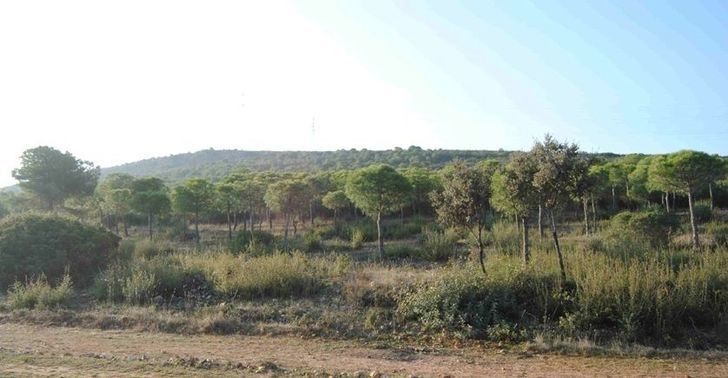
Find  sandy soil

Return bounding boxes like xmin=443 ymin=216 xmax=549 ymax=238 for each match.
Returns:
xmin=0 ymin=322 xmax=726 ymax=377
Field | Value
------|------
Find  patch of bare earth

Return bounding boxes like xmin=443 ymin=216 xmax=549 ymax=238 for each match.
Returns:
xmin=0 ymin=323 xmax=726 ymax=377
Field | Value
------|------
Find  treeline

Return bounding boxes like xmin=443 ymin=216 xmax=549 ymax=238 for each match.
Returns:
xmin=101 ymin=146 xmax=623 ymax=183
xmin=2 ymin=140 xmax=727 ymax=261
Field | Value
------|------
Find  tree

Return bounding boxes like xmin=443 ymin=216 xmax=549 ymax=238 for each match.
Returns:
xmin=172 ymin=179 xmax=215 ymax=242
xmin=98 ymin=173 xmax=135 ymax=236
xmin=130 ymin=178 xmax=171 ymax=240
xmin=12 ymin=146 xmax=100 ymax=209
xmin=304 ymin=174 xmax=334 ymax=227
xmin=531 ymin=135 xmax=581 ymax=283
xmin=216 ymin=182 xmax=241 ymax=241
xmin=491 ymin=152 xmax=538 ymax=265
xmin=431 ymin=161 xmax=495 ymax=273
xmin=345 ymin=165 xmax=411 ymax=257
xmin=321 ymin=190 xmax=351 ymax=224
xmin=402 ymin=167 xmax=439 ymax=215
xmin=264 ymin=179 xmax=309 ymax=248
xmin=649 ymin=150 xmax=725 ymax=249
xmin=603 ymin=161 xmax=627 ymax=212
xmin=627 ymin=157 xmax=653 ymax=205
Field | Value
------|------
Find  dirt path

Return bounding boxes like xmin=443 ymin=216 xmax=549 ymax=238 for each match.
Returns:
xmin=0 ymin=323 xmax=726 ymax=377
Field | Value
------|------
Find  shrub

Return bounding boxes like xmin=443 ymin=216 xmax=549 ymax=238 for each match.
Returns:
xmin=383 ymin=244 xmax=421 ymax=260
xmin=707 ymin=222 xmax=728 ymax=247
xmin=180 ymin=251 xmax=349 ymax=299
xmin=0 ymin=213 xmax=120 ymax=288
xmin=609 ymin=207 xmax=678 ymax=248
xmin=351 ymin=228 xmax=365 ymax=249
xmin=397 ymin=262 xmax=563 ymax=339
xmin=133 ymin=239 xmax=174 ymax=260
xmin=487 ymin=221 xmax=521 ymax=255
xmin=693 ymin=200 xmax=713 ymax=223
xmin=230 ymin=230 xmax=275 ymax=255
xmin=303 ymin=231 xmax=323 ymax=252
xmin=122 ymin=267 xmax=157 ymax=304
xmin=6 ymin=274 xmax=75 ymax=310
xmin=92 ymin=256 xmax=214 ymax=303
xmin=419 ymin=228 xmax=459 ymax=262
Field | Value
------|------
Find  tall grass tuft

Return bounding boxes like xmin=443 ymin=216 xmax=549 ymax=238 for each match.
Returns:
xmin=6 ymin=274 xmax=75 ymax=310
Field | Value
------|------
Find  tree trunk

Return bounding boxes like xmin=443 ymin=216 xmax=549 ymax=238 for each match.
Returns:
xmin=663 ymin=192 xmax=670 ymax=213
xmin=583 ymin=196 xmax=590 ymax=235
xmin=309 ymin=202 xmax=314 ymax=227
xmin=226 ymin=207 xmax=232 ymax=241
xmin=538 ymin=204 xmax=544 ymax=242
xmin=233 ymin=212 xmax=239 ymax=231
xmin=590 ymin=194 xmax=597 ymax=232
xmin=194 ymin=210 xmax=200 ymax=243
xmin=522 ymin=217 xmax=529 ymax=266
xmin=123 ymin=218 xmax=129 ymax=237
xmin=709 ymin=183 xmax=714 ymax=211
xmin=376 ymin=211 xmax=384 ymax=258
xmin=283 ymin=214 xmax=290 ymax=250
xmin=477 ymin=225 xmax=486 ymax=274
xmin=687 ymin=191 xmax=700 ymax=250
xmin=400 ymin=207 xmax=404 ymax=225
xmin=268 ymin=208 xmax=273 ymax=231
xmin=249 ymin=208 xmax=254 ymax=235
xmin=549 ymin=210 xmax=567 ymax=284
xmin=611 ymin=186 xmax=617 ymax=212
xmin=671 ymin=192 xmax=676 ymax=211
xmin=148 ymin=213 xmax=153 ymax=240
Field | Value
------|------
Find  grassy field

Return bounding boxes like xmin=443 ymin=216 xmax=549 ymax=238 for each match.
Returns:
xmin=2 ymin=210 xmax=728 ymax=376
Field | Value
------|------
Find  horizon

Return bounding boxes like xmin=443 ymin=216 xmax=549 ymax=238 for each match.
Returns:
xmin=2 ymin=1 xmax=728 ymax=187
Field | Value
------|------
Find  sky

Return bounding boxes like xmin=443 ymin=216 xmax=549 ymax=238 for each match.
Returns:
xmin=1 ymin=0 xmax=727 ymax=187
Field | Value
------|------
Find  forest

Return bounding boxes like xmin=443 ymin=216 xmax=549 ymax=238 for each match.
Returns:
xmin=1 ymin=136 xmax=728 ymax=368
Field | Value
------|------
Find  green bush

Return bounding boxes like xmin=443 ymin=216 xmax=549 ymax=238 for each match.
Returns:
xmin=180 ymin=251 xmax=348 ymax=299
xmin=92 ymin=256 xmax=213 ymax=303
xmin=133 ymin=239 xmax=174 ymax=260
xmin=350 ymin=228 xmax=365 ymax=249
xmin=6 ymin=274 xmax=75 ymax=310
xmin=230 ymin=230 xmax=275 ymax=254
xmin=693 ymin=200 xmax=713 ymax=223
xmin=122 ymin=267 xmax=157 ymax=304
xmin=418 ymin=228 xmax=458 ymax=261
xmin=383 ymin=244 xmax=421 ymax=260
xmin=707 ymin=222 xmax=728 ymax=247
xmin=609 ymin=207 xmax=678 ymax=248
xmin=397 ymin=263 xmax=563 ymax=340
xmin=303 ymin=230 xmax=323 ymax=252
xmin=0 ymin=213 xmax=120 ymax=288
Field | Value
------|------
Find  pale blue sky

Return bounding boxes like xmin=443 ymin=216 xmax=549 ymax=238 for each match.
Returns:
xmin=294 ymin=0 xmax=728 ymax=153
xmin=0 ymin=1 xmax=726 ymax=186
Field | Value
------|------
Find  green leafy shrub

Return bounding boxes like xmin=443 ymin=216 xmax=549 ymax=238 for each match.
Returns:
xmin=693 ymin=200 xmax=713 ymax=223
xmin=398 ymin=262 xmax=563 ymax=339
xmin=303 ymin=230 xmax=323 ymax=252
xmin=133 ymin=239 xmax=174 ymax=260
xmin=93 ymin=256 xmax=213 ymax=303
xmin=230 ymin=230 xmax=275 ymax=254
xmin=122 ymin=267 xmax=157 ymax=304
xmin=180 ymin=251 xmax=348 ymax=299
xmin=383 ymin=244 xmax=421 ymax=260
xmin=609 ymin=207 xmax=678 ymax=248
xmin=419 ymin=228 xmax=459 ymax=262
xmin=350 ymin=228 xmax=365 ymax=249
xmin=487 ymin=221 xmax=521 ymax=255
xmin=707 ymin=222 xmax=728 ymax=247
xmin=0 ymin=213 xmax=120 ymax=288
xmin=6 ymin=274 xmax=75 ymax=310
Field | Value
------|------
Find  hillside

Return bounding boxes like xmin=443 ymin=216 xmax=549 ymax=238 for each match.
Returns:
xmin=102 ymin=147 xmax=525 ymax=182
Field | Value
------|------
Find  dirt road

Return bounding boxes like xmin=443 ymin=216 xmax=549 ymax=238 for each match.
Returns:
xmin=0 ymin=323 xmax=726 ymax=377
